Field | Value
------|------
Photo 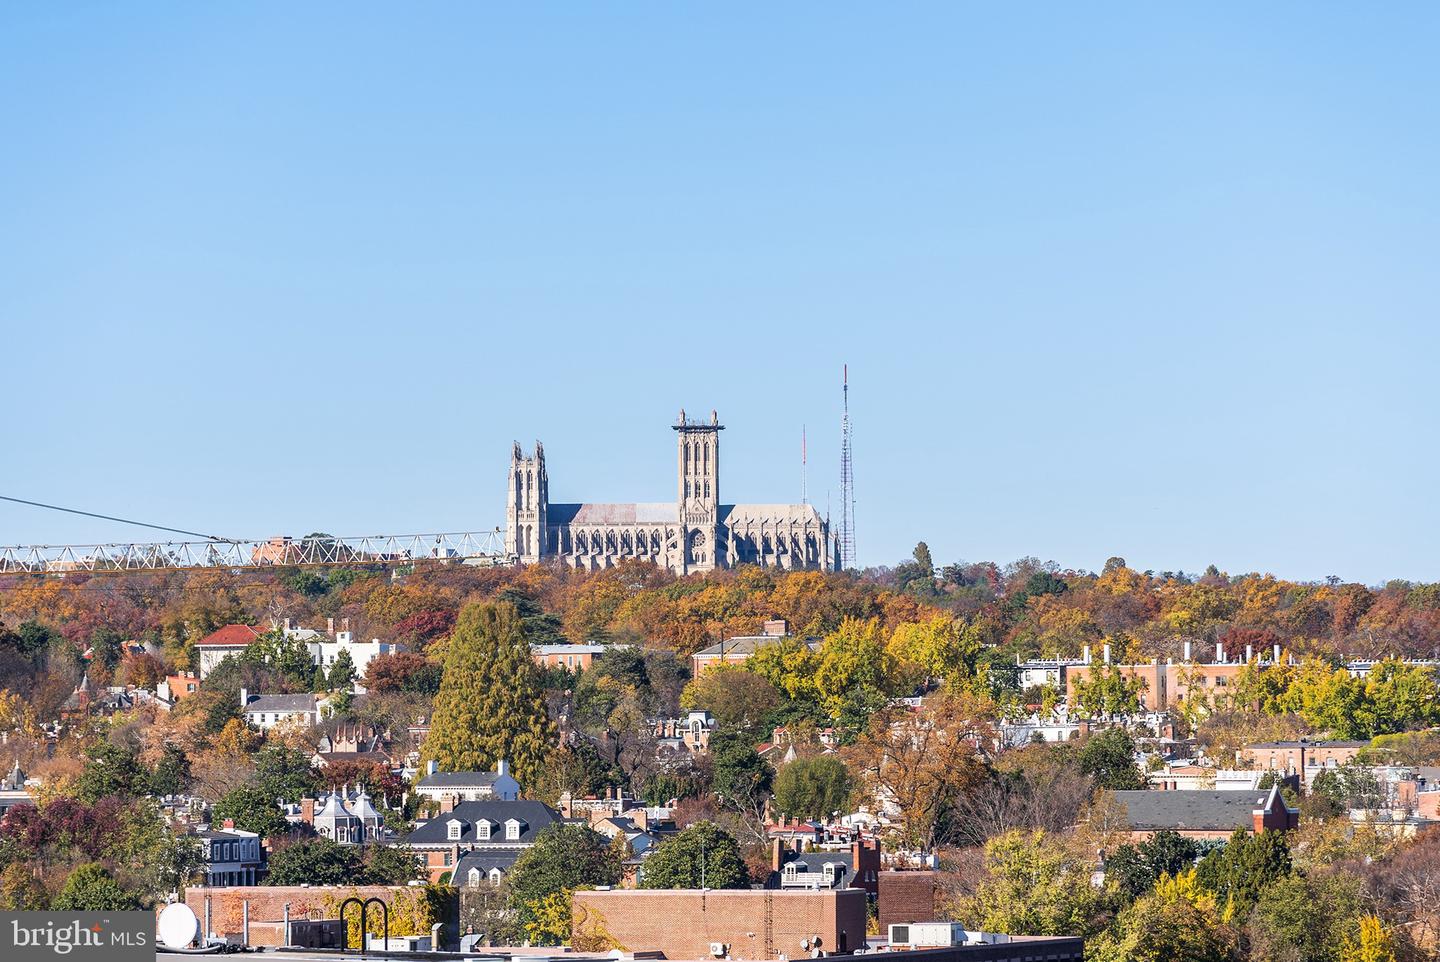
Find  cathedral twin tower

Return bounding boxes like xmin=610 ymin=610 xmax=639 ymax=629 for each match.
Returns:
xmin=505 ymin=410 xmax=838 ymax=575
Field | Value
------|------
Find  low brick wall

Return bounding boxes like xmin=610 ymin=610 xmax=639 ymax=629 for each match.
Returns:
xmin=184 ymin=885 xmax=412 ymax=942
xmin=573 ymin=888 xmax=867 ymax=960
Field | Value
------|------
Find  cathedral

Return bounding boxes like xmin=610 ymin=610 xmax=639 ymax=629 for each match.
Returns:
xmin=505 ymin=411 xmax=839 ymax=575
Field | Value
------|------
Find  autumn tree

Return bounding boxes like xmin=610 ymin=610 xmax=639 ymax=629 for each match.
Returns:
xmin=679 ymin=667 xmax=780 ymax=733
xmin=418 ymin=602 xmax=556 ymax=789
xmin=845 ymin=689 xmax=994 ymax=850
xmin=958 ymin=830 xmax=1107 ymax=939
xmin=506 ymin=824 xmax=623 ymax=944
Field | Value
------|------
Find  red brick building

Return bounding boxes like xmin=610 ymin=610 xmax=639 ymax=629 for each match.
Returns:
xmin=572 ymin=888 xmax=867 ymax=959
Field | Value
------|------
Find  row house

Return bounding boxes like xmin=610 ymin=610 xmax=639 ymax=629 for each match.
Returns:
xmin=652 ymin=710 xmax=716 ymax=754
xmin=196 ymin=822 xmax=265 ymax=885
xmin=1108 ymin=784 xmax=1299 ymax=841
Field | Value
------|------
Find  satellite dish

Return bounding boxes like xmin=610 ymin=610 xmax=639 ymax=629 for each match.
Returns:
xmin=158 ymin=903 xmax=199 ymax=949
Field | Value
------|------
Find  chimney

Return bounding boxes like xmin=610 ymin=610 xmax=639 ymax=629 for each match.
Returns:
xmin=341 ymin=617 xmax=351 ymax=632
xmin=771 ymin=838 xmax=786 ymax=871
xmin=327 ymin=617 xmax=335 ymax=635
xmin=763 ymin=619 xmax=789 ymax=637
xmin=1273 ymin=644 xmax=1281 ymax=663
xmin=1245 ymin=644 xmax=1254 ymax=662
xmin=496 ymin=759 xmax=510 ymax=778
xmin=1216 ymin=642 xmax=1225 ymax=663
xmin=283 ymin=618 xmax=291 ymax=632
xmin=1102 ymin=644 xmax=1112 ymax=665
xmin=440 ymin=795 xmax=456 ymax=814
xmin=1183 ymin=641 xmax=1192 ymax=662
xmin=1082 ymin=645 xmax=1091 ymax=665
xmin=239 ymin=687 xmax=249 ymax=709
xmin=301 ymin=798 xmax=315 ymax=825
xmin=633 ymin=808 xmax=648 ymax=831
xmin=223 ymin=818 xmax=235 ymax=830
xmin=427 ymin=760 xmax=439 ymax=777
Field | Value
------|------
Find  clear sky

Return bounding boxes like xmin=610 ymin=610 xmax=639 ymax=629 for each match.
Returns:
xmin=2 ymin=4 xmax=1437 ymax=583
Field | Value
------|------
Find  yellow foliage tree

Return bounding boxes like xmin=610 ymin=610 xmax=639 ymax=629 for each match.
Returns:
xmin=1340 ymin=915 xmax=1398 ymax=962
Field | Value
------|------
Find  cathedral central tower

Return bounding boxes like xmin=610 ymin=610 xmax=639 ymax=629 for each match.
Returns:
xmin=674 ymin=409 xmax=723 ymax=573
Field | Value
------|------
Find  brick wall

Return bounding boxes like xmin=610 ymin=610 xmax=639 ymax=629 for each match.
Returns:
xmin=184 ymin=885 xmax=413 ymax=942
xmin=877 ymin=871 xmax=938 ymax=933
xmin=573 ymin=888 xmax=867 ymax=960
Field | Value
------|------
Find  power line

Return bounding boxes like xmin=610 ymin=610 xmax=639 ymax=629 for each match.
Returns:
xmin=0 ymin=495 xmax=238 ymax=543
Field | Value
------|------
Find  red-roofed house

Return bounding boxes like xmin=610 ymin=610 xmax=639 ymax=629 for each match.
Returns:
xmin=195 ymin=624 xmax=264 ymax=678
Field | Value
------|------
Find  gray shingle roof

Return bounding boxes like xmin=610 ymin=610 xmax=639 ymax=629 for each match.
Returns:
xmin=244 ymin=694 xmax=321 ymax=713
xmin=1112 ymin=789 xmax=1276 ymax=831
xmin=401 ymin=800 xmax=562 ymax=846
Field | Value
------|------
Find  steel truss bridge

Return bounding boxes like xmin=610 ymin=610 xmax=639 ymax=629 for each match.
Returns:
xmin=0 ymin=530 xmax=513 ymax=574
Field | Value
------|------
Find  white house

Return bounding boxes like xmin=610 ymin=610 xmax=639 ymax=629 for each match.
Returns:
xmin=414 ymin=760 xmax=521 ymax=803
xmin=240 ymin=688 xmax=329 ymax=729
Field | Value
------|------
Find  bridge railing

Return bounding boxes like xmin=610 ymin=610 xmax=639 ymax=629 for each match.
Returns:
xmin=0 ymin=530 xmax=513 ymax=574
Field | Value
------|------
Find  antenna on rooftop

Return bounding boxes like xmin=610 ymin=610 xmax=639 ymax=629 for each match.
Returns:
xmin=838 ymin=365 xmax=855 ymax=569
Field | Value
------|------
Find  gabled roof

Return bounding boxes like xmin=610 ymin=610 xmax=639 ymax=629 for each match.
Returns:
xmin=1111 ymin=788 xmax=1285 ymax=832
xmin=454 ymin=849 xmax=521 ymax=880
xmin=196 ymin=624 xmax=264 ymax=647
xmin=401 ymin=800 xmax=561 ymax=846
xmin=546 ymin=503 xmax=676 ymax=525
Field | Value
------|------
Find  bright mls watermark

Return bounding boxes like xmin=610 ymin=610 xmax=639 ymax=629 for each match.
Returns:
xmin=2 ymin=912 xmax=152 ymax=961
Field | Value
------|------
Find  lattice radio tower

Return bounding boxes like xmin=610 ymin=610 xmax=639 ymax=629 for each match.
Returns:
xmin=838 ymin=364 xmax=856 ymax=569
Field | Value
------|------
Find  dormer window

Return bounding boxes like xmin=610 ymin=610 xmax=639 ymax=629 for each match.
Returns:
xmin=477 ymin=820 xmax=492 ymax=840
xmin=446 ymin=819 xmax=464 ymax=841
xmin=467 ymin=868 xmax=480 ymax=886
xmin=490 ymin=868 xmax=503 ymax=884
xmin=505 ymin=818 xmax=524 ymax=840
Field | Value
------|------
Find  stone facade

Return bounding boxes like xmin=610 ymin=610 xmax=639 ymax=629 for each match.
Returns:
xmin=506 ymin=411 xmax=838 ymax=575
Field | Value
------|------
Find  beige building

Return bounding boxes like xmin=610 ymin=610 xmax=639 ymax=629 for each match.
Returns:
xmin=506 ymin=411 xmax=838 ymax=576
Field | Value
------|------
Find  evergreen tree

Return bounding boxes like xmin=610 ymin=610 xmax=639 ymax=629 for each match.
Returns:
xmin=327 ymin=648 xmax=356 ymax=690
xmin=418 ymin=602 xmax=556 ymax=789
xmin=640 ymin=821 xmax=748 ymax=889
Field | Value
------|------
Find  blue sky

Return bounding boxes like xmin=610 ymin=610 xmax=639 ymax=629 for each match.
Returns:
xmin=2 ymin=4 xmax=1437 ymax=583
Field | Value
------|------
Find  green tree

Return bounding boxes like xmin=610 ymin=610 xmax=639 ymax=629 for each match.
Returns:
xmin=640 ymin=821 xmax=748 ymax=889
xmin=1247 ymin=873 xmax=1363 ymax=962
xmin=254 ymin=745 xmax=321 ymax=803
xmin=360 ymin=845 xmax=424 ymax=884
xmin=1089 ymin=872 xmax=1231 ymax=962
xmin=709 ymin=728 xmax=774 ymax=818
xmin=679 ymin=667 xmax=780 ymax=734
xmin=418 ymin=602 xmax=556 ymax=789
xmin=74 ymin=742 xmax=144 ymax=802
xmin=263 ymin=838 xmax=361 ymax=885
xmin=772 ymin=755 xmax=852 ymax=821
xmin=958 ymin=830 xmax=1106 ymax=939
xmin=1071 ymin=665 xmax=1146 ymax=718
xmin=1104 ymin=830 xmax=1200 ymax=900
xmin=506 ymin=824 xmax=623 ymax=943
xmin=1079 ymin=729 xmax=1145 ymax=790
xmin=213 ymin=785 xmax=289 ymax=839
xmin=147 ymin=744 xmax=192 ymax=797
xmin=52 ymin=863 xmax=139 ymax=910
xmin=1193 ymin=828 xmax=1291 ymax=919
xmin=327 ymin=648 xmax=356 ymax=690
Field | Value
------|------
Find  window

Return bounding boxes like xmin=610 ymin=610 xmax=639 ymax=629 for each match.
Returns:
xmin=505 ymin=820 xmax=522 ymax=840
xmin=477 ymin=821 xmax=491 ymax=840
xmin=490 ymin=868 xmax=503 ymax=884
xmin=444 ymin=851 xmax=453 ymax=866
xmin=447 ymin=820 xmax=463 ymax=841
xmin=467 ymin=868 xmax=480 ymax=886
